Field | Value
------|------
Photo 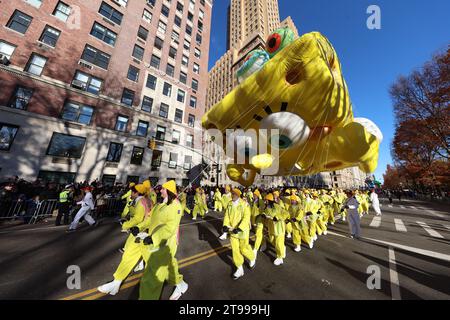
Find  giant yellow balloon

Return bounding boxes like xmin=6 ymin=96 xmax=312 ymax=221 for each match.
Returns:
xmin=202 ymin=32 xmax=382 ymax=187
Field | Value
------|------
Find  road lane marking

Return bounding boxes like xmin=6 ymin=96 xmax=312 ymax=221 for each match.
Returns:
xmin=369 ymin=216 xmax=381 ymax=228
xmin=400 ymin=205 xmax=406 ymax=209
xmin=394 ymin=219 xmax=407 ymax=232
xmin=362 ymin=237 xmax=450 ymax=262
xmin=388 ymin=205 xmax=393 ymax=208
xmin=416 ymin=221 xmax=444 ymax=238
xmin=444 ymin=225 xmax=450 ymax=231
xmin=409 ymin=206 xmax=416 ymax=210
xmin=388 ymin=247 xmax=401 ymax=300
xmin=426 ymin=210 xmax=445 ymax=219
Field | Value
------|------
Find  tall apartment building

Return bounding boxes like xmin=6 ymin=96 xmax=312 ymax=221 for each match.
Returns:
xmin=0 ymin=0 xmax=212 ymax=186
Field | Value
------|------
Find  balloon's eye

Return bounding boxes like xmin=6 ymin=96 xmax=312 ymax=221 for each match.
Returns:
xmin=266 ymin=33 xmax=282 ymax=54
xmin=270 ymin=134 xmax=293 ymax=150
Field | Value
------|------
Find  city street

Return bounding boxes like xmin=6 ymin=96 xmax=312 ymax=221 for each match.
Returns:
xmin=1 ymin=199 xmax=449 ymax=300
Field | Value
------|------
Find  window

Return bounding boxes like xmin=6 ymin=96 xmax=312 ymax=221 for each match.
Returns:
xmin=199 ymin=9 xmax=204 ymax=20
xmin=169 ymin=46 xmax=177 ymax=59
xmin=102 ymin=174 xmax=116 ymax=186
xmin=190 ymin=96 xmax=197 ymax=108
xmin=39 ymin=26 xmax=61 ymax=47
xmin=174 ymin=15 xmax=182 ymax=27
xmin=177 ymin=89 xmax=185 ymax=103
xmin=157 ymin=20 xmax=167 ymax=34
xmin=8 ymin=86 xmax=33 ymax=110
xmin=194 ymin=48 xmax=201 ymax=58
xmin=161 ymin=5 xmax=170 ymax=17
xmin=150 ymin=55 xmax=160 ymax=69
xmin=151 ymin=150 xmax=163 ymax=168
xmin=154 ymin=37 xmax=163 ymax=50
xmin=179 ymin=71 xmax=187 ymax=84
xmin=147 ymin=0 xmax=156 ymax=6
xmin=193 ymin=63 xmax=200 ymax=74
xmin=127 ymin=175 xmax=140 ymax=184
xmin=132 ymin=44 xmax=144 ymax=61
xmin=136 ymin=120 xmax=149 ymax=137
xmin=131 ymin=147 xmax=144 ymax=165
xmin=174 ymin=109 xmax=183 ymax=123
xmin=73 ymin=70 xmax=103 ymax=94
xmin=115 ymin=115 xmax=129 ymax=132
xmin=166 ymin=63 xmax=175 ymax=77
xmin=159 ymin=103 xmax=169 ymax=118
xmin=0 ymin=41 xmax=16 ymax=59
xmin=82 ymin=45 xmax=111 ymax=69
xmin=90 ymin=22 xmax=116 ymax=46
xmin=196 ymin=33 xmax=202 ymax=45
xmin=7 ymin=10 xmax=33 ymax=34
xmin=142 ymin=96 xmax=153 ymax=112
xmin=187 ymin=12 xmax=194 ymax=22
xmin=191 ymin=79 xmax=199 ymax=91
xmin=184 ymin=155 xmax=192 ymax=170
xmin=47 ymin=133 xmax=86 ymax=158
xmin=172 ymin=130 xmax=181 ymax=144
xmin=182 ymin=55 xmax=189 ymax=67
xmin=53 ymin=2 xmax=71 ymax=22
xmin=185 ymin=25 xmax=193 ymax=36
xmin=177 ymin=2 xmax=184 ymax=13
xmin=38 ymin=171 xmax=75 ymax=184
xmin=25 ymin=54 xmax=47 ymax=76
xmin=127 ymin=65 xmax=139 ymax=82
xmin=163 ymin=82 xmax=172 ymax=97
xmin=107 ymin=142 xmax=123 ymax=162
xmin=188 ymin=114 xmax=195 ymax=127
xmin=171 ymin=30 xmax=180 ymax=42
xmin=138 ymin=26 xmax=149 ymax=41
xmin=146 ymin=74 xmax=157 ymax=90
xmin=0 ymin=123 xmax=19 ymax=151
xmin=156 ymin=125 xmax=166 ymax=141
xmin=168 ymin=152 xmax=178 ymax=168
xmin=143 ymin=9 xmax=152 ymax=23
xmin=183 ymin=39 xmax=190 ymax=50
xmin=27 ymin=0 xmax=42 ymax=8
xmin=121 ymin=89 xmax=135 ymax=107
xmin=99 ymin=2 xmax=123 ymax=25
xmin=61 ymin=101 xmax=94 ymax=125
xmin=198 ymin=21 xmax=203 ymax=32
xmin=186 ymin=134 xmax=193 ymax=148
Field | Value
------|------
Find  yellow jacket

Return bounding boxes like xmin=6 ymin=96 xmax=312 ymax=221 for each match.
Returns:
xmin=265 ymin=204 xmax=289 ymax=236
xmin=223 ymin=198 xmax=251 ymax=240
xmin=122 ymin=196 xmax=147 ymax=230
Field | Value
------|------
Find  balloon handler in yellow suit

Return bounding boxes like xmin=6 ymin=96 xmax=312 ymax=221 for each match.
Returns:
xmin=120 ymin=182 xmax=135 ymax=220
xmin=138 ymin=180 xmax=188 ymax=300
xmin=97 ymin=183 xmax=152 ymax=296
xmin=192 ymin=188 xmax=205 ymax=220
xmin=213 ymin=188 xmax=223 ymax=212
xmin=251 ymin=189 xmax=266 ymax=257
xmin=221 ymin=188 xmax=256 ymax=280
xmin=262 ymin=193 xmax=290 ymax=266
xmin=288 ymin=194 xmax=314 ymax=251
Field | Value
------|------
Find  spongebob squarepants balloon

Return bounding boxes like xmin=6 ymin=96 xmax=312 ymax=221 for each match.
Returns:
xmin=202 ymin=29 xmax=382 ymax=187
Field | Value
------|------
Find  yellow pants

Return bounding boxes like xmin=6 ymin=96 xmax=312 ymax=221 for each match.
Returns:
xmin=292 ymin=225 xmax=302 ymax=246
xmin=300 ymin=221 xmax=313 ymax=246
xmin=192 ymin=205 xmax=203 ymax=219
xmin=113 ymin=235 xmax=143 ymax=281
xmin=270 ymin=235 xmax=285 ymax=259
xmin=230 ymin=237 xmax=255 ymax=268
xmin=286 ymin=222 xmax=292 ymax=235
xmin=121 ymin=205 xmax=130 ymax=219
xmin=328 ymin=209 xmax=336 ymax=224
xmin=253 ymin=223 xmax=264 ymax=251
xmin=214 ymin=201 xmax=223 ymax=211
xmin=316 ymin=215 xmax=327 ymax=235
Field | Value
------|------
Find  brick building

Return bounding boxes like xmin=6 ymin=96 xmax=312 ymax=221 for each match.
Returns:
xmin=0 ymin=0 xmax=212 ymax=186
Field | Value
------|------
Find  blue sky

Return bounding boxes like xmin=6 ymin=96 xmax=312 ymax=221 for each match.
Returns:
xmin=207 ymin=0 xmax=450 ymax=182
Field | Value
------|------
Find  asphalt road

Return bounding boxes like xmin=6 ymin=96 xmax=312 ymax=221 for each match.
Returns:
xmin=0 ymin=198 xmax=449 ymax=300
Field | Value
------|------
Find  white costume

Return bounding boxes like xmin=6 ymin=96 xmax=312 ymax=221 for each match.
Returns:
xmin=69 ymin=191 xmax=96 ymax=230
xmin=370 ymin=191 xmax=381 ymax=215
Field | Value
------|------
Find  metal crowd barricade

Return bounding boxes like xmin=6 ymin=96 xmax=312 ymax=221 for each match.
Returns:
xmin=0 ymin=200 xmax=26 ymax=220
xmin=94 ymin=197 xmax=125 ymax=218
xmin=29 ymin=200 xmax=59 ymax=224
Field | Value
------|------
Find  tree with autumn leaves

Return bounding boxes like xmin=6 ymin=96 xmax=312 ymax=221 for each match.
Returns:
xmin=384 ymin=48 xmax=449 ymax=191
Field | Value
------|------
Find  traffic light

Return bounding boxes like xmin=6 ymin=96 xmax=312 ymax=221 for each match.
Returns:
xmin=148 ymin=138 xmax=156 ymax=150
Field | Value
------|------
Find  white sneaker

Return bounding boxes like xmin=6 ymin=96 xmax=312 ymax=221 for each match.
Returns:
xmin=313 ymin=234 xmax=318 ymax=241
xmin=192 ymin=217 xmax=197 ymax=220
xmin=273 ymin=258 xmax=284 ymax=266
xmin=294 ymin=245 xmax=301 ymax=252
xmin=98 ymin=280 xmax=122 ymax=296
xmin=342 ymin=217 xmax=346 ymax=222
xmin=133 ymin=260 xmax=145 ymax=272
xmin=323 ymin=230 xmax=328 ymax=235
xmin=309 ymin=242 xmax=314 ymax=249
xmin=249 ymin=259 xmax=256 ymax=269
xmin=253 ymin=249 xmax=258 ymax=258
xmin=219 ymin=232 xmax=227 ymax=241
xmin=233 ymin=266 xmax=244 ymax=280
xmin=169 ymin=280 xmax=189 ymax=300
xmin=331 ymin=222 xmax=335 ymax=225
xmin=286 ymin=233 xmax=292 ymax=239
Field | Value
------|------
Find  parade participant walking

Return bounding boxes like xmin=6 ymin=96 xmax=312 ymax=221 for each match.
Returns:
xmin=97 ymin=183 xmax=151 ymax=295
xmin=192 ymin=188 xmax=203 ymax=220
xmin=251 ymin=189 xmax=265 ymax=256
xmin=221 ymin=188 xmax=255 ymax=280
xmin=370 ymin=189 xmax=382 ymax=216
xmin=264 ymin=193 xmax=289 ymax=265
xmin=120 ymin=183 xmax=135 ymax=220
xmin=213 ymin=188 xmax=223 ymax=212
xmin=56 ymin=184 xmax=73 ymax=226
xmin=221 ymin=185 xmax=232 ymax=210
xmin=342 ymin=190 xmax=361 ymax=239
xmin=67 ymin=186 xmax=97 ymax=232
xmin=139 ymin=180 xmax=188 ymax=300
xmin=288 ymin=194 xmax=313 ymax=251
